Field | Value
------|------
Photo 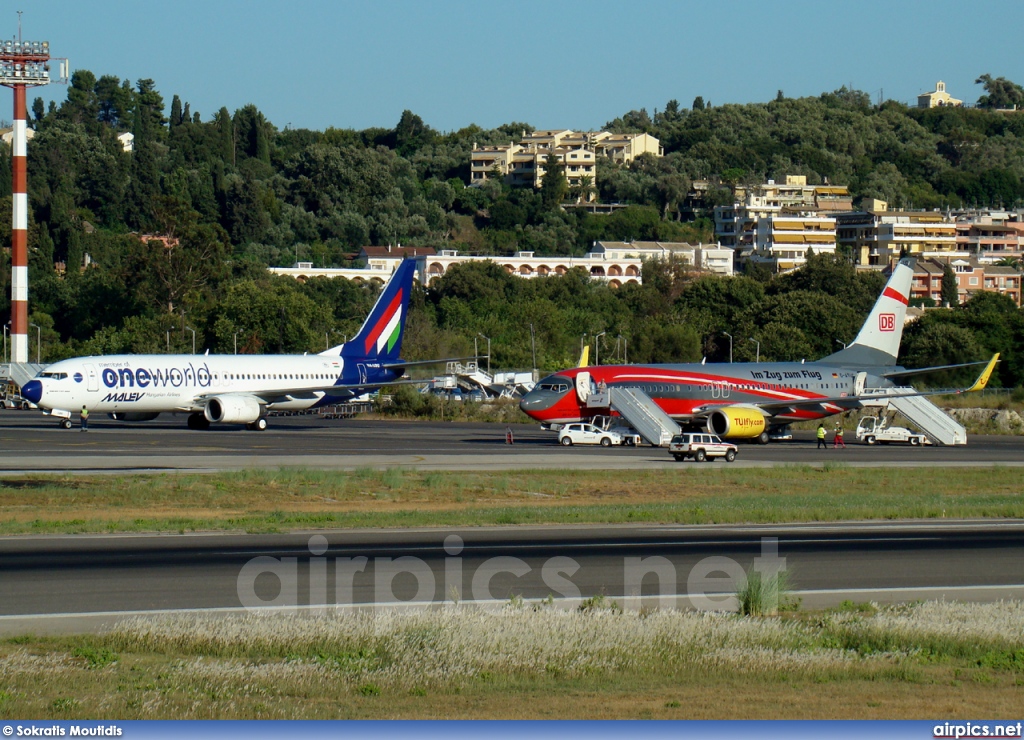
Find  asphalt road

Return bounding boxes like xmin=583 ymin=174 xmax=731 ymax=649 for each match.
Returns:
xmin=0 ymin=522 xmax=1022 ymax=633
xmin=0 ymin=411 xmax=1022 ymax=472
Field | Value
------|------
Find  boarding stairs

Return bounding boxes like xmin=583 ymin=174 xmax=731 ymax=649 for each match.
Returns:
xmin=434 ymin=362 xmax=536 ymax=398
xmin=0 ymin=362 xmax=47 ymax=391
xmin=606 ymin=387 xmax=681 ymax=447
xmin=862 ymin=387 xmax=967 ymax=446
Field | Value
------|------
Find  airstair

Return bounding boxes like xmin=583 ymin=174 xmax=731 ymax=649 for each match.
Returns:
xmin=606 ymin=387 xmax=681 ymax=447
xmin=863 ymin=387 xmax=967 ymax=446
xmin=426 ymin=362 xmax=536 ymax=399
xmin=0 ymin=363 xmax=46 ymax=390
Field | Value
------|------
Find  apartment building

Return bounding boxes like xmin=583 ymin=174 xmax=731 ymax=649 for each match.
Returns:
xmin=906 ymin=257 xmax=1021 ymax=306
xmin=470 ymin=129 xmax=661 ymax=195
xmin=836 ymin=206 xmax=961 ymax=266
xmin=590 ymin=132 xmax=663 ymax=163
xmin=750 ymin=209 xmax=837 ymax=272
xmin=714 ymin=175 xmax=852 ymax=256
xmin=955 ymin=212 xmax=1024 ymax=263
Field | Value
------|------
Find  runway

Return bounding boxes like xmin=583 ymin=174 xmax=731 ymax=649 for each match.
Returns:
xmin=1 ymin=411 xmax=1022 ymax=472
xmin=0 ymin=521 xmax=1022 ymax=634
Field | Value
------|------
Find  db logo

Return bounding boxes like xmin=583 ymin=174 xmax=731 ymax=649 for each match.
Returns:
xmin=879 ymin=313 xmax=896 ymax=332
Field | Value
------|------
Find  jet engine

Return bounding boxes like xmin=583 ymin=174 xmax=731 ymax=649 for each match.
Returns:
xmin=108 ymin=412 xmax=161 ymax=422
xmin=707 ymin=406 xmax=768 ymax=439
xmin=204 ymin=395 xmax=263 ymax=424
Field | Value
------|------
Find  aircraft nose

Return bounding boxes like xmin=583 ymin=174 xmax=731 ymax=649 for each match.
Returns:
xmin=519 ymin=390 xmax=553 ymax=414
xmin=21 ymin=379 xmax=42 ymax=404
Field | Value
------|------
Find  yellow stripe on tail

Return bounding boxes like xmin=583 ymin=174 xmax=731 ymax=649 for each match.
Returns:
xmin=577 ymin=345 xmax=590 ymax=368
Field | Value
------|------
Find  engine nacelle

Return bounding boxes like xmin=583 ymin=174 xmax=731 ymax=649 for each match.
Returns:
xmin=707 ymin=406 xmax=767 ymax=439
xmin=108 ymin=412 xmax=161 ymax=422
xmin=204 ymin=395 xmax=263 ymax=424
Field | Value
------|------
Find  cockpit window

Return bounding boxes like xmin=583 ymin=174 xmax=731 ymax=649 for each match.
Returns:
xmin=538 ymin=380 xmax=570 ymax=393
xmin=38 ymin=372 xmax=68 ymax=380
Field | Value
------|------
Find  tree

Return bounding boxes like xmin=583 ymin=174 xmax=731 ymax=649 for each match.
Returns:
xmin=692 ymin=96 xmax=705 ymax=111
xmin=975 ymin=74 xmax=1024 ymax=110
xmin=94 ymin=76 xmax=134 ymax=129
xmin=540 ymin=152 xmax=568 ymax=210
xmin=169 ymin=94 xmax=183 ymax=128
xmin=125 ymin=79 xmax=166 ymax=229
xmin=394 ymin=109 xmax=435 ymax=157
xmin=941 ymin=262 xmax=959 ymax=306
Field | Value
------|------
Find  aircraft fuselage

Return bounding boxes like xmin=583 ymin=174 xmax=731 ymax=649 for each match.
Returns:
xmin=26 ymin=353 xmax=397 ymax=416
xmin=520 ymin=361 xmax=893 ymax=425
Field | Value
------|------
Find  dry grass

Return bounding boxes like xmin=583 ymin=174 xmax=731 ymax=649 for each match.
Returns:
xmin=1 ymin=602 xmax=1023 ymax=719
xmin=1 ymin=466 xmax=1024 ymax=533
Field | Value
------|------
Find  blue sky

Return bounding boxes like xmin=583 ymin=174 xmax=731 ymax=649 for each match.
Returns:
xmin=14 ymin=0 xmax=1024 ymax=133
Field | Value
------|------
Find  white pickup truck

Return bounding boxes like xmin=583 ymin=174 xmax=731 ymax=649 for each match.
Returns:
xmin=856 ymin=416 xmax=929 ymax=446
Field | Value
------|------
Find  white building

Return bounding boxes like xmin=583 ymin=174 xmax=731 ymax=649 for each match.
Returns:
xmin=591 ymin=241 xmax=734 ymax=276
xmin=751 ymin=211 xmax=837 ymax=272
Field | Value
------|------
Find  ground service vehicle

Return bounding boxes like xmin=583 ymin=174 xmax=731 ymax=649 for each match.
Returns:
xmin=558 ymin=422 xmax=624 ymax=447
xmin=669 ymin=432 xmax=738 ymax=462
xmin=856 ymin=415 xmax=928 ymax=445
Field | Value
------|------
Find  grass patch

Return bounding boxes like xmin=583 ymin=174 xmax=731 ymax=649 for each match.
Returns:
xmin=1 ymin=466 xmax=1024 ymax=533
xmin=0 ymin=601 xmax=1022 ymax=718
xmin=737 ymin=568 xmax=791 ymax=617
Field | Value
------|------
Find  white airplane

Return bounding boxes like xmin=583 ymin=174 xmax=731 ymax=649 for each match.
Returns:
xmin=22 ymin=259 xmax=423 ymax=431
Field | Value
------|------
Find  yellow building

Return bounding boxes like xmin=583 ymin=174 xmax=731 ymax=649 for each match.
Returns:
xmin=917 ymin=81 xmax=962 ymax=108
xmin=470 ymin=129 xmax=661 ymax=195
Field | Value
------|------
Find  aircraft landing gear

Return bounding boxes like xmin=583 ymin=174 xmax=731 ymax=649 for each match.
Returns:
xmin=60 ymin=419 xmax=72 ymax=430
xmin=187 ymin=413 xmax=211 ymax=430
xmin=246 ymin=418 xmax=268 ymax=431
xmin=757 ymin=430 xmax=770 ymax=445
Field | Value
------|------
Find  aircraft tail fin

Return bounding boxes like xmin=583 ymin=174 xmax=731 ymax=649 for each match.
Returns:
xmin=819 ymin=259 xmax=914 ymax=367
xmin=320 ymin=259 xmax=416 ymax=363
xmin=577 ymin=344 xmax=590 ymax=368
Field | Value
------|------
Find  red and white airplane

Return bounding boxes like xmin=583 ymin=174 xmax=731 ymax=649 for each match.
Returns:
xmin=519 ymin=260 xmax=998 ymax=443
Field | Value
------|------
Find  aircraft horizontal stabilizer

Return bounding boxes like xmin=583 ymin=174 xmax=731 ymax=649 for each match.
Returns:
xmin=381 ymin=356 xmax=479 ymax=370
xmin=882 ymin=357 xmax=997 ymax=380
xmin=964 ymin=353 xmax=1000 ymax=393
xmin=744 ymin=353 xmax=1002 ymax=413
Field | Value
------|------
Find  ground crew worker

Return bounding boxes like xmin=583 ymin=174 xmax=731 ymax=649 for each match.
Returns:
xmin=505 ymin=426 xmax=514 ymax=445
xmin=80 ymin=405 xmax=89 ymax=432
xmin=833 ymin=423 xmax=846 ymax=448
xmin=816 ymin=423 xmax=827 ymax=449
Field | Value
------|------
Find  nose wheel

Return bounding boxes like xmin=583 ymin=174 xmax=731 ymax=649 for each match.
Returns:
xmin=60 ymin=419 xmax=72 ymax=429
xmin=246 ymin=418 xmax=268 ymax=431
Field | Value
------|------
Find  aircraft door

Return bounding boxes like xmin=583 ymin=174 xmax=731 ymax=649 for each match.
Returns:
xmin=357 ymin=363 xmax=368 ymax=385
xmin=84 ymin=364 xmax=99 ymax=392
xmin=854 ymin=371 xmax=867 ymax=396
xmin=575 ymin=371 xmax=591 ymax=404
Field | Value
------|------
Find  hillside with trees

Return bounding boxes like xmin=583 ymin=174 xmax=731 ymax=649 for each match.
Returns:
xmin=1 ymin=72 xmax=1022 ymax=386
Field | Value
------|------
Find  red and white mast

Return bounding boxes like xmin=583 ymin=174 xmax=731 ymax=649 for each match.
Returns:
xmin=0 ymin=27 xmax=65 ymax=364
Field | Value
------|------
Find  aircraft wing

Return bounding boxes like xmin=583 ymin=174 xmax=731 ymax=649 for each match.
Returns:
xmin=191 ymin=377 xmax=431 ymax=406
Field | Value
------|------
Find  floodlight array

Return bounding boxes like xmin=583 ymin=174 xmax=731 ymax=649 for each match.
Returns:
xmin=0 ymin=39 xmax=48 ymax=57
xmin=0 ymin=60 xmax=48 ymax=83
